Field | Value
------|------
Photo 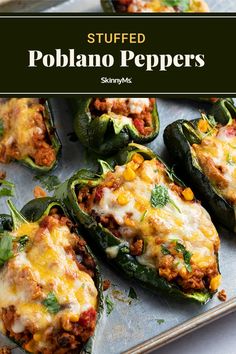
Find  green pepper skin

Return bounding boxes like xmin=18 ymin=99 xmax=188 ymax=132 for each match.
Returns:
xmin=100 ymin=0 xmax=115 ymax=12
xmin=192 ymin=98 xmax=236 ymax=125
xmin=164 ymin=115 xmax=236 ymax=232
xmin=55 ymin=143 xmax=217 ymax=304
xmin=70 ymin=98 xmax=160 ymax=156
xmin=0 ymin=214 xmax=12 ymax=231
xmin=17 ymin=99 xmax=61 ymax=173
xmin=1 ymin=198 xmax=103 ymax=354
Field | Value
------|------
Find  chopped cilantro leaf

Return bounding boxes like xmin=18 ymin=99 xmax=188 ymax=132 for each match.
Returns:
xmin=140 ymin=210 xmax=147 ymax=222
xmin=105 ymin=295 xmax=114 ymax=315
xmin=161 ymin=244 xmax=171 ymax=255
xmin=43 ymin=292 xmax=61 ymax=314
xmin=0 ymin=188 xmax=14 ymax=197
xmin=0 ymin=179 xmax=15 ymax=198
xmin=175 ymin=241 xmax=192 ymax=272
xmin=226 ymin=153 xmax=234 ymax=166
xmin=18 ymin=235 xmax=29 ymax=252
xmin=151 ymin=185 xmax=181 ymax=213
xmin=151 ymin=185 xmax=169 ymax=208
xmin=0 ymin=232 xmax=13 ymax=266
xmin=34 ymin=175 xmax=61 ymax=192
xmin=162 ymin=0 xmax=189 ymax=10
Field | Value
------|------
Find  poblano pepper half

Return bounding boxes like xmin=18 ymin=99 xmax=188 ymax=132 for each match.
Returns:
xmin=0 ymin=98 xmax=61 ymax=172
xmin=55 ymin=143 xmax=221 ymax=304
xmin=164 ymin=101 xmax=236 ymax=232
xmin=70 ymin=98 xmax=159 ymax=156
xmin=0 ymin=197 xmax=103 ymax=354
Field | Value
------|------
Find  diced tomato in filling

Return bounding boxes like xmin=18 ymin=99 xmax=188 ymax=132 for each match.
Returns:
xmin=90 ymin=98 xmax=155 ymax=136
xmin=79 ymin=308 xmax=97 ymax=328
xmin=133 ymin=118 xmax=145 ymax=135
xmin=210 ymin=98 xmax=220 ymax=103
xmin=94 ymin=186 xmax=104 ymax=203
xmin=224 ymin=124 xmax=236 ymax=137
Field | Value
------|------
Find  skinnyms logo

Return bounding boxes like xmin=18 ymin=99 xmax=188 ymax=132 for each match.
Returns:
xmin=101 ymin=77 xmax=132 ymax=85
xmin=28 ymin=49 xmax=205 ymax=72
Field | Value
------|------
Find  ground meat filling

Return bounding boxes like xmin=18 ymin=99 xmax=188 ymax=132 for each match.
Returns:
xmin=0 ymin=347 xmax=11 ymax=354
xmin=0 ymin=98 xmax=56 ymax=167
xmin=90 ymin=98 xmax=155 ymax=136
xmin=0 ymin=210 xmax=98 ymax=354
xmin=77 ymin=155 xmax=220 ymax=294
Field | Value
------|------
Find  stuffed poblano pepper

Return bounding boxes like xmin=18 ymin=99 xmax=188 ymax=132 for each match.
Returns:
xmin=0 ymin=198 xmax=103 ymax=354
xmin=101 ymin=0 xmax=209 ymax=13
xmin=192 ymin=98 xmax=236 ymax=124
xmin=164 ymin=105 xmax=236 ymax=232
xmin=71 ymin=97 xmax=159 ymax=156
xmin=55 ymin=143 xmax=221 ymax=303
xmin=0 ymin=98 xmax=61 ymax=172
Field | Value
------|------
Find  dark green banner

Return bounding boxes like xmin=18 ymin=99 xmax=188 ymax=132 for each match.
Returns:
xmin=0 ymin=13 xmax=235 ymax=95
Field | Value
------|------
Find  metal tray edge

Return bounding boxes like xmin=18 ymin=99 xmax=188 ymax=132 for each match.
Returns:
xmin=0 ymin=0 xmax=65 ymax=12
xmin=124 ymin=297 xmax=236 ymax=354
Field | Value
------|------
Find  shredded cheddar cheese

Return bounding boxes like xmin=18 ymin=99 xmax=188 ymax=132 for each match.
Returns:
xmin=192 ymin=120 xmax=236 ymax=207
xmin=0 ymin=216 xmax=98 ymax=353
xmin=91 ymin=157 xmax=220 ymax=292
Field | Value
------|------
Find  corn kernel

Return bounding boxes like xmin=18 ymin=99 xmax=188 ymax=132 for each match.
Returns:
xmin=106 ymin=180 xmax=114 ymax=187
xmin=123 ymin=166 xmax=136 ymax=181
xmin=182 ymin=187 xmax=194 ymax=201
xmin=135 ymin=201 xmax=147 ymax=212
xmin=61 ymin=316 xmax=72 ymax=331
xmin=198 ymin=119 xmax=209 ymax=133
xmin=132 ymin=153 xmax=144 ymax=164
xmin=70 ymin=314 xmax=79 ymax=322
xmin=128 ymin=161 xmax=139 ymax=171
xmin=140 ymin=169 xmax=153 ymax=183
xmin=24 ymin=340 xmax=35 ymax=352
xmin=200 ymin=225 xmax=214 ymax=238
xmin=175 ymin=218 xmax=183 ymax=227
xmin=210 ymin=274 xmax=221 ymax=291
xmin=33 ymin=333 xmax=41 ymax=342
xmin=179 ymin=266 xmax=187 ymax=277
xmin=124 ymin=217 xmax=135 ymax=227
xmin=117 ymin=193 xmax=129 ymax=206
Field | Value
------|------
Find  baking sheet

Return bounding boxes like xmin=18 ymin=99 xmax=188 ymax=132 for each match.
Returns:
xmin=0 ymin=0 xmax=65 ymax=12
xmin=0 ymin=98 xmax=236 ymax=354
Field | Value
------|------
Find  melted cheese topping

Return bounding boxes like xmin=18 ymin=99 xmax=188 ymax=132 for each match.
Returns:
xmin=192 ymin=121 xmax=236 ymax=206
xmin=105 ymin=98 xmax=150 ymax=115
xmin=123 ymin=0 xmax=209 ymax=12
xmin=0 ymin=218 xmax=97 ymax=352
xmin=0 ymin=98 xmax=56 ymax=168
xmin=92 ymin=157 xmax=220 ymax=290
xmin=0 ymin=98 xmax=41 ymax=160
